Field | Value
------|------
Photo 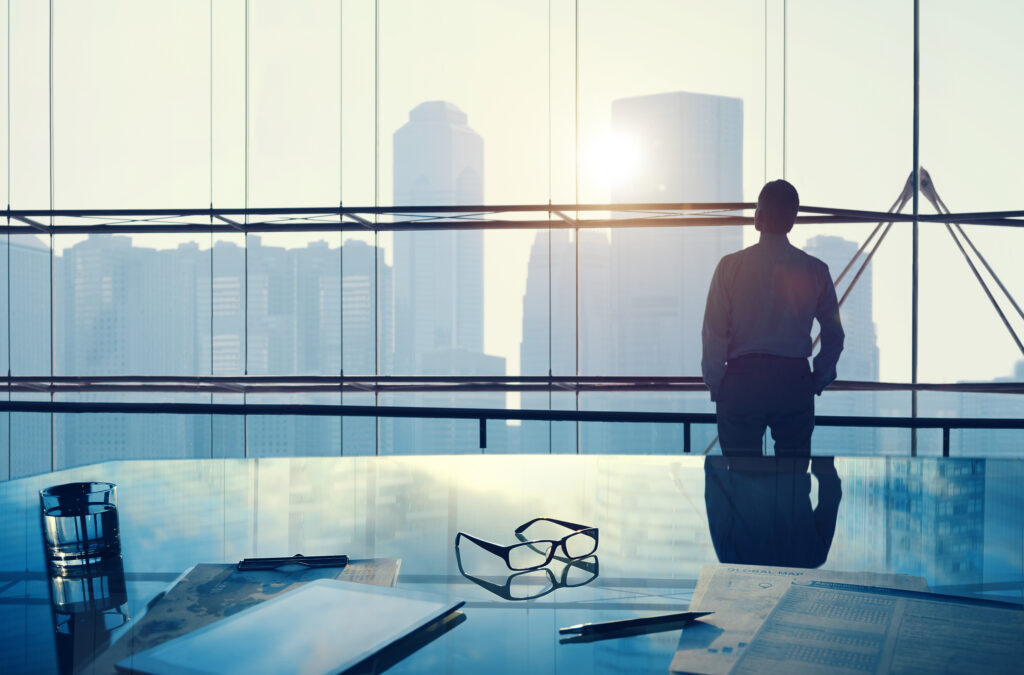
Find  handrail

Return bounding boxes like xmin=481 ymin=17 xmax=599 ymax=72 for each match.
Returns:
xmin=1 ymin=400 xmax=1020 ymax=458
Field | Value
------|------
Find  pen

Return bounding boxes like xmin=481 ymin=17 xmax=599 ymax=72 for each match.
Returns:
xmin=559 ymin=611 xmax=713 ymax=636
xmin=237 ymin=554 xmax=349 ymax=571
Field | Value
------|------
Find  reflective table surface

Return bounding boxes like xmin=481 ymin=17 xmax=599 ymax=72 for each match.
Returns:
xmin=1 ymin=455 xmax=1022 ymax=674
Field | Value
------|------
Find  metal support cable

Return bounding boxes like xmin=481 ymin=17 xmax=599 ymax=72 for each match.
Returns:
xmin=813 ymin=180 xmax=910 ymax=350
xmin=944 ymin=223 xmax=1024 ymax=356
xmin=243 ymin=0 xmax=249 ymax=456
xmin=919 ymin=169 xmax=1024 ymax=355
xmin=574 ymin=0 xmax=580 ymax=454
xmin=833 ymin=222 xmax=882 ymax=288
xmin=344 ymin=0 xmax=348 ymax=456
xmin=911 ymin=0 xmax=921 ymax=457
xmin=373 ymin=0 xmax=379 ymax=455
xmin=920 ymin=170 xmax=1024 ymax=324
xmin=833 ymin=175 xmax=913 ymax=286
xmin=48 ymin=0 xmax=55 ymax=471
xmin=547 ymin=0 xmax=553 ymax=454
xmin=953 ymin=222 xmax=1024 ymax=323
xmin=6 ymin=0 xmax=10 ymax=479
xmin=209 ymin=0 xmax=214 ymax=458
xmin=837 ymin=223 xmax=894 ymax=314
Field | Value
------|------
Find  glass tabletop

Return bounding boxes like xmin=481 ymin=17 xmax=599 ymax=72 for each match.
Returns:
xmin=1 ymin=455 xmax=1021 ymax=674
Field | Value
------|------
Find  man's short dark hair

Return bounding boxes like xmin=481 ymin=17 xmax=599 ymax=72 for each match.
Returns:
xmin=756 ymin=180 xmax=800 ymax=234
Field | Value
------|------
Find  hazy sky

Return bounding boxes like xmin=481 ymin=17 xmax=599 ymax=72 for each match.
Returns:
xmin=1 ymin=0 xmax=1021 ymax=386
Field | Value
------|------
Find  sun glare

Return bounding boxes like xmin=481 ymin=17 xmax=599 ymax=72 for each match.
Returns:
xmin=587 ymin=132 xmax=641 ymax=188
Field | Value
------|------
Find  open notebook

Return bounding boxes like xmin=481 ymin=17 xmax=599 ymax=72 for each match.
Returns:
xmin=116 ymin=579 xmax=464 ymax=675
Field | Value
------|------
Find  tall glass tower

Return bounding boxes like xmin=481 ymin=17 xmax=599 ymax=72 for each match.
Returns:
xmin=599 ymin=91 xmax=743 ymax=452
xmin=393 ymin=101 xmax=485 ymax=370
xmin=391 ymin=101 xmax=505 ymax=452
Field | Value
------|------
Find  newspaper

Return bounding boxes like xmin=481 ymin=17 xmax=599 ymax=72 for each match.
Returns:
xmin=732 ymin=580 xmax=1024 ymax=674
xmin=671 ymin=564 xmax=928 ymax=674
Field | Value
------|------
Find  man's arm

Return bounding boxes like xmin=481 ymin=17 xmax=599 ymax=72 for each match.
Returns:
xmin=701 ymin=260 xmax=731 ymax=402
xmin=812 ymin=264 xmax=844 ymax=395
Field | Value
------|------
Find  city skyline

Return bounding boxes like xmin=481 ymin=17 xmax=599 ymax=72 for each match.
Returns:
xmin=5 ymin=3 xmax=1021 ymax=387
xmin=0 ymin=84 xmax=1019 ymax=463
xmin=1 ymin=208 xmax=1018 ymax=465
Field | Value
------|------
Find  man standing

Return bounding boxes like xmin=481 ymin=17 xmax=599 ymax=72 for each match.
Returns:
xmin=701 ymin=180 xmax=844 ymax=456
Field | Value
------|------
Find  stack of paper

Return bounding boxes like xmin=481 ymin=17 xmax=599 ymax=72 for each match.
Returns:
xmin=731 ymin=580 xmax=1024 ymax=674
xmin=670 ymin=564 xmax=929 ymax=674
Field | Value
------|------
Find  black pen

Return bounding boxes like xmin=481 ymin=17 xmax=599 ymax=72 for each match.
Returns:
xmin=559 ymin=611 xmax=713 ymax=636
xmin=237 ymin=554 xmax=349 ymax=571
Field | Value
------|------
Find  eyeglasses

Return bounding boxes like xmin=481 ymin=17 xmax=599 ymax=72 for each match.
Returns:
xmin=455 ymin=546 xmax=599 ymax=601
xmin=455 ymin=517 xmax=599 ymax=571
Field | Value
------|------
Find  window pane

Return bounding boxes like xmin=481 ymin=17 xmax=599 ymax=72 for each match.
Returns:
xmin=55 ymin=235 xmax=209 ymax=376
xmin=52 ymin=0 xmax=209 ymax=209
xmin=919 ymin=1 xmax=1023 ymax=450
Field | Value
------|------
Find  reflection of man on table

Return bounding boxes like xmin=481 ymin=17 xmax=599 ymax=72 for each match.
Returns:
xmin=701 ymin=180 xmax=844 ymax=456
xmin=704 ymin=456 xmax=842 ymax=569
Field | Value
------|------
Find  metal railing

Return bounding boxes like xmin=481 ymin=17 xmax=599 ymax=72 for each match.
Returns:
xmin=2 ymin=398 xmax=1021 ymax=458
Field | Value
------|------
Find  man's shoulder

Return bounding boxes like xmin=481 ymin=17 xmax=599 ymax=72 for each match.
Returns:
xmin=717 ymin=246 xmax=751 ymax=269
xmin=796 ymin=248 xmax=832 ymax=274
xmin=717 ymin=240 xmax=830 ymax=274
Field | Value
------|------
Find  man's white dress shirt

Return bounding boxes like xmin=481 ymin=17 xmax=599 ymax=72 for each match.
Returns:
xmin=701 ymin=232 xmax=845 ymax=401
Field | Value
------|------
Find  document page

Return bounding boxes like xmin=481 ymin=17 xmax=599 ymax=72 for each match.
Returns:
xmin=731 ymin=581 xmax=1024 ymax=674
xmin=672 ymin=564 xmax=928 ymax=674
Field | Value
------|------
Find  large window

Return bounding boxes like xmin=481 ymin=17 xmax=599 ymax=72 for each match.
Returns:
xmin=0 ymin=1 xmax=1020 ymax=477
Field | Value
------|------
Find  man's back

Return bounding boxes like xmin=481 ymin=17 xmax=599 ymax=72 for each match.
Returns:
xmin=701 ymin=180 xmax=844 ymax=456
xmin=720 ymin=234 xmax=834 ymax=346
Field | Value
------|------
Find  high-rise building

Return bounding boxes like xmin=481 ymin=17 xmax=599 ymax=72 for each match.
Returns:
xmin=956 ymin=360 xmax=1024 ymax=456
xmin=597 ymin=91 xmax=744 ymax=451
xmin=2 ymin=236 xmax=55 ymax=478
xmin=392 ymin=101 xmax=485 ymax=369
xmin=804 ymin=235 xmax=880 ymax=455
xmin=390 ymin=101 xmax=505 ymax=453
xmin=341 ymin=238 xmax=393 ymax=455
xmin=221 ymin=236 xmax=392 ymax=456
xmin=56 ymin=235 xmax=208 ymax=466
xmin=45 ymin=234 xmax=392 ymax=462
xmin=519 ymin=229 xmax=611 ymax=452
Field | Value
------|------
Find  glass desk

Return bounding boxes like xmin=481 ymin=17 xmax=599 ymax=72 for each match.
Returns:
xmin=1 ymin=455 xmax=1022 ymax=674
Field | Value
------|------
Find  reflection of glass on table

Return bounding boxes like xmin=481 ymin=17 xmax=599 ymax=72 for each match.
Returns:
xmin=48 ymin=556 xmax=130 ymax=674
xmin=40 ymin=482 xmax=121 ymax=567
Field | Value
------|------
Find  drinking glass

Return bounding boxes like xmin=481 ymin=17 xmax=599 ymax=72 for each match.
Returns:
xmin=40 ymin=482 xmax=121 ymax=567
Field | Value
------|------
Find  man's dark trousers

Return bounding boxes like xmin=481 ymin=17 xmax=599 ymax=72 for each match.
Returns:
xmin=716 ymin=354 xmax=815 ymax=456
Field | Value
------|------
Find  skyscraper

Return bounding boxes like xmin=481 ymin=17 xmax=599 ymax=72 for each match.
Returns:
xmin=390 ymin=101 xmax=504 ymax=452
xmin=3 ymin=235 xmax=55 ymax=478
xmin=598 ymin=91 xmax=743 ymax=451
xmin=804 ymin=235 xmax=880 ymax=454
xmin=609 ymin=91 xmax=744 ymax=377
xmin=519 ymin=229 xmax=611 ymax=452
xmin=56 ymin=235 xmax=207 ymax=466
xmin=392 ymin=101 xmax=485 ymax=369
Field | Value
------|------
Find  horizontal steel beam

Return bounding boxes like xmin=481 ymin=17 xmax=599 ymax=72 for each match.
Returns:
xmin=2 ymin=375 xmax=1021 ymax=395
xmin=2 ymin=203 xmax=1021 ymax=235
xmin=6 ymin=202 xmax=1024 ymax=218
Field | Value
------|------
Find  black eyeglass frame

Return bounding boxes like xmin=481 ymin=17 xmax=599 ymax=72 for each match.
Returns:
xmin=454 ymin=517 xmax=599 ymax=571
xmin=455 ymin=546 xmax=599 ymax=601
